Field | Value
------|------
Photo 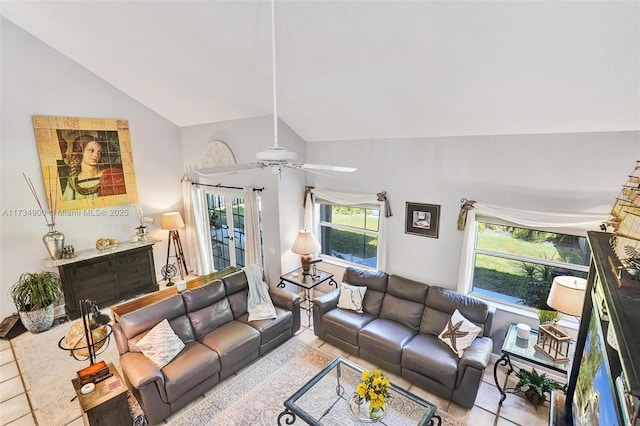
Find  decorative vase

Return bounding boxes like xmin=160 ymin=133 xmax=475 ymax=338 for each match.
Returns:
xmin=43 ymin=224 xmax=64 ymax=260
xmin=18 ymin=304 xmax=55 ymax=333
xmin=347 ymin=393 xmax=386 ymax=422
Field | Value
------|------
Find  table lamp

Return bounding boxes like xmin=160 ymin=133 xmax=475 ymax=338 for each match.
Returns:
xmin=161 ymin=211 xmax=188 ymax=285
xmin=291 ymin=230 xmax=321 ymax=275
xmin=534 ymin=276 xmax=587 ymax=362
xmin=58 ymin=299 xmax=113 ymax=384
xmin=546 ymin=276 xmax=587 ymax=317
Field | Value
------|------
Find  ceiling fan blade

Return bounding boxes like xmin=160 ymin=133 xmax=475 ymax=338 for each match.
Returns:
xmin=298 ymin=163 xmax=357 ymax=173
xmin=284 ymin=163 xmax=328 ymax=176
xmin=194 ymin=163 xmax=264 ymax=176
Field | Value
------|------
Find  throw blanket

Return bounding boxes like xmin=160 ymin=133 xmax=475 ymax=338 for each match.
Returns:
xmin=244 ymin=264 xmax=277 ymax=321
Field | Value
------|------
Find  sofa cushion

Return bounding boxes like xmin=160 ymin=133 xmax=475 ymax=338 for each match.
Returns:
xmin=420 ymin=287 xmax=490 ymax=336
xmin=136 ymin=319 xmax=185 ymax=368
xmin=402 ymin=334 xmax=459 ymax=389
xmin=187 ymin=298 xmax=234 ymax=339
xmin=438 ymin=309 xmax=482 ymax=357
xmin=379 ymin=294 xmax=425 ymax=331
xmin=323 ymin=309 xmax=376 ymax=345
xmin=338 ymin=283 xmax=367 ymax=313
xmin=182 ymin=280 xmax=227 ymax=312
xmin=387 ymin=275 xmax=429 ymax=303
xmin=343 ymin=267 xmax=388 ymax=317
xmin=198 ymin=321 xmax=260 ymax=370
xmin=359 ymin=318 xmax=417 ymax=365
xmin=237 ymin=307 xmax=292 ymax=344
xmin=120 ymin=294 xmax=186 ymax=340
xmin=162 ymin=340 xmax=221 ymax=403
xmin=223 ymin=271 xmax=251 ymax=319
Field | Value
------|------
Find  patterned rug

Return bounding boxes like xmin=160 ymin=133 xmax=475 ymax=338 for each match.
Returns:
xmin=166 ymin=338 xmax=465 ymax=426
xmin=13 ymin=320 xmax=464 ymax=426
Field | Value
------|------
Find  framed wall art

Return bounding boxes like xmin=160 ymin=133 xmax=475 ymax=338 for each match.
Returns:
xmin=405 ymin=202 xmax=440 ymax=238
xmin=32 ymin=115 xmax=139 ymax=212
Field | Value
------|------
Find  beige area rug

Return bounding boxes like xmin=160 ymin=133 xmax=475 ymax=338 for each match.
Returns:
xmin=13 ymin=319 xmax=464 ymax=426
xmin=167 ymin=338 xmax=464 ymax=426
xmin=11 ymin=318 xmax=121 ymax=425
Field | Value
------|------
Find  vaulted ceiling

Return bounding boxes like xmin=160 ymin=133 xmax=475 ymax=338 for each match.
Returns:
xmin=2 ymin=1 xmax=638 ymax=142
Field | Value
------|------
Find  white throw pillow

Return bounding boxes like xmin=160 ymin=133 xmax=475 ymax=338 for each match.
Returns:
xmin=438 ymin=309 xmax=482 ymax=358
xmin=136 ymin=319 xmax=185 ymax=369
xmin=337 ymin=283 xmax=367 ymax=313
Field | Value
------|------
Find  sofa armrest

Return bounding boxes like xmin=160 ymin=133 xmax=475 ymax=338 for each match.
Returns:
xmin=483 ymin=307 xmax=496 ymax=337
xmin=459 ymin=336 xmax=493 ymax=372
xmin=311 ymin=289 xmax=340 ymax=338
xmin=269 ymin=286 xmax=300 ymax=310
xmin=120 ymin=351 xmax=164 ymax=389
xmin=313 ymin=288 xmax=340 ymax=313
xmin=269 ymin=287 xmax=301 ymax=333
xmin=112 ymin=323 xmax=129 ymax=356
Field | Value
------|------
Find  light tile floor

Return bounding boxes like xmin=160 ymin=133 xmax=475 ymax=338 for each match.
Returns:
xmin=0 ymin=311 xmax=551 ymax=426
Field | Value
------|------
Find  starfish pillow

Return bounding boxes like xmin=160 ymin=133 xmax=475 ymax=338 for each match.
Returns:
xmin=438 ymin=309 xmax=483 ymax=357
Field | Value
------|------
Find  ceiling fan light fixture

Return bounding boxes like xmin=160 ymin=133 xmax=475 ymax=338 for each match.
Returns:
xmin=256 ymin=146 xmax=297 ymax=162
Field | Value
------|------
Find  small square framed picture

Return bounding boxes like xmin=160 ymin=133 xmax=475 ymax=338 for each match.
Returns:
xmin=405 ymin=202 xmax=440 ymax=238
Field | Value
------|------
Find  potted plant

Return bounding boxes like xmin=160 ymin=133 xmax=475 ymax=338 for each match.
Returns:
xmin=10 ymin=271 xmax=62 ymax=333
xmin=515 ymin=368 xmax=566 ymax=406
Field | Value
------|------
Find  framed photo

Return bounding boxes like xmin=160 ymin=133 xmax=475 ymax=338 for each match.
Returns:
xmin=405 ymin=202 xmax=440 ymax=238
xmin=32 ymin=115 xmax=139 ymax=212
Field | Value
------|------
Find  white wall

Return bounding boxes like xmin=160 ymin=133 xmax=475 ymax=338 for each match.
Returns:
xmin=180 ymin=116 xmax=306 ymax=286
xmin=306 ymin=131 xmax=639 ymax=346
xmin=0 ymin=18 xmax=184 ymax=318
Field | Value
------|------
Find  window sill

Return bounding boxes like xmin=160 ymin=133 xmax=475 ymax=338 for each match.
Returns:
xmin=319 ymin=255 xmax=376 ymax=271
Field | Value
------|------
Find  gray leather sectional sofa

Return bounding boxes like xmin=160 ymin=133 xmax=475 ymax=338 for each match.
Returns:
xmin=113 ymin=270 xmax=300 ymax=424
xmin=312 ymin=266 xmax=494 ymax=408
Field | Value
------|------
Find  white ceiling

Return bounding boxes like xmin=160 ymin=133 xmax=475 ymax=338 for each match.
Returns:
xmin=2 ymin=1 xmax=638 ymax=142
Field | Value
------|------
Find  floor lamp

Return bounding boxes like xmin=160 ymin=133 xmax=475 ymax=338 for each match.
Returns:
xmin=161 ymin=212 xmax=188 ymax=285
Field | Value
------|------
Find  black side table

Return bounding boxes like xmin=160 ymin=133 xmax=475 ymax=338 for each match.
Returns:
xmin=494 ymin=323 xmax=574 ymax=404
xmin=278 ymin=267 xmax=337 ymax=326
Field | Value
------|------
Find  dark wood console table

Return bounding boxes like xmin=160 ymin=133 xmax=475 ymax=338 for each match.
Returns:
xmin=44 ymin=240 xmax=159 ymax=319
xmin=110 ymin=266 xmax=237 ymax=322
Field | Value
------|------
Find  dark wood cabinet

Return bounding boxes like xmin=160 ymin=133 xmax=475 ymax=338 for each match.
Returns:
xmin=47 ymin=241 xmax=159 ymax=319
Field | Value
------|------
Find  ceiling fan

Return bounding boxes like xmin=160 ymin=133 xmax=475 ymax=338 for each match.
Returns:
xmin=195 ymin=1 xmax=356 ymax=177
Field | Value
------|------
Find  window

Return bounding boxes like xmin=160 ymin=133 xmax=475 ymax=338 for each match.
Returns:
xmin=471 ymin=221 xmax=590 ymax=308
xmin=205 ymin=192 xmax=262 ymax=270
xmin=319 ymin=204 xmax=380 ymax=268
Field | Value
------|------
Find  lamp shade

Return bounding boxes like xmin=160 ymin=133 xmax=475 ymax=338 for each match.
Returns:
xmin=291 ymin=230 xmax=321 ymax=255
xmin=546 ymin=276 xmax=587 ymax=317
xmin=161 ymin=212 xmax=185 ymax=230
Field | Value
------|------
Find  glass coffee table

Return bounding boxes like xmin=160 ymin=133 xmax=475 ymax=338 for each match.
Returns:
xmin=277 ymin=357 xmax=441 ymax=425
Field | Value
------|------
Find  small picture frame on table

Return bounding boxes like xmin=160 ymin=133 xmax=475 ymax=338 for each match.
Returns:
xmin=405 ymin=202 xmax=440 ymax=239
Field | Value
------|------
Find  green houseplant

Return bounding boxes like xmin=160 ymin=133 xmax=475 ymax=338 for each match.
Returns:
xmin=515 ymin=368 xmax=566 ymax=406
xmin=10 ymin=271 xmax=62 ymax=333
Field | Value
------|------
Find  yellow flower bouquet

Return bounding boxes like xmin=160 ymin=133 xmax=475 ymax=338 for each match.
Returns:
xmin=352 ymin=368 xmax=391 ymax=420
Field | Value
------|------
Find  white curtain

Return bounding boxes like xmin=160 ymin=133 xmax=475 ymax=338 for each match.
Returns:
xmin=456 ymin=201 xmax=612 ymax=293
xmin=304 ymin=188 xmax=391 ymax=271
xmin=243 ymin=186 xmax=263 ymax=268
xmin=182 ymin=179 xmax=214 ymax=275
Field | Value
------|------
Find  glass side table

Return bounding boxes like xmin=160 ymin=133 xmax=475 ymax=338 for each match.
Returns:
xmin=278 ymin=267 xmax=337 ymax=326
xmin=494 ymin=322 xmax=574 ymax=404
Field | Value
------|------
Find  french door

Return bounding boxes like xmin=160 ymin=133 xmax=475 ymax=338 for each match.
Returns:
xmin=205 ymin=192 xmax=247 ymax=270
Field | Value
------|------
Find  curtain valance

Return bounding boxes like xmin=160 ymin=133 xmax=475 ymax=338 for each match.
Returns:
xmin=456 ymin=198 xmax=611 ymax=294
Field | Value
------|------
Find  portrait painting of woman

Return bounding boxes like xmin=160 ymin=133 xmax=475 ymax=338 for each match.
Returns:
xmin=32 ymin=115 xmax=138 ymax=212
xmin=61 ymin=133 xmax=126 ymax=200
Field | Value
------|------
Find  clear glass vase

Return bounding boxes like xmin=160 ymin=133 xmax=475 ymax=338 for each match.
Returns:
xmin=43 ymin=223 xmax=64 ymax=260
xmin=347 ymin=393 xmax=386 ymax=422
